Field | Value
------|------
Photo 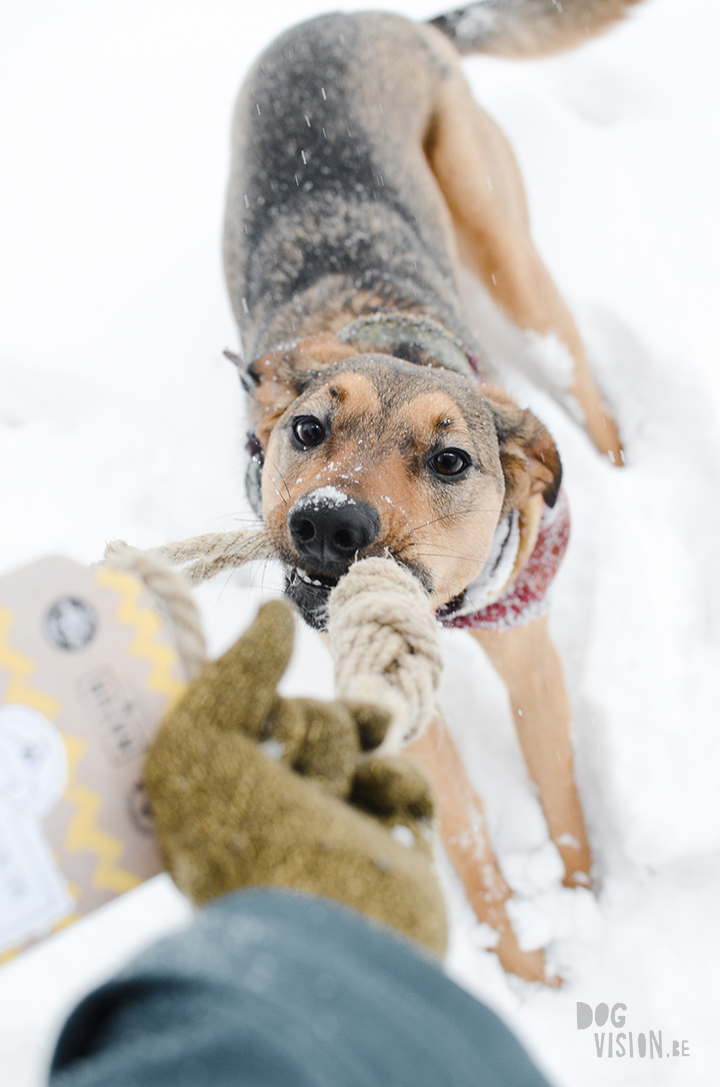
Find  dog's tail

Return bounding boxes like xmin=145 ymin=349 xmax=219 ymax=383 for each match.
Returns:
xmin=428 ymin=0 xmax=643 ymax=58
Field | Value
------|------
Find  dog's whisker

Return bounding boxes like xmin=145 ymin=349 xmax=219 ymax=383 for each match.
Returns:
xmin=203 ymin=510 xmax=264 ymax=525
xmin=409 ymin=550 xmax=484 ymax=564
xmin=411 ymin=504 xmax=504 ymax=534
xmin=262 ymin=452 xmax=292 ymax=508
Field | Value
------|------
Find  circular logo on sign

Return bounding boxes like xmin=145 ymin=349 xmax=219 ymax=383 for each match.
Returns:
xmin=127 ymin=781 xmax=155 ymax=837
xmin=44 ymin=597 xmax=98 ymax=651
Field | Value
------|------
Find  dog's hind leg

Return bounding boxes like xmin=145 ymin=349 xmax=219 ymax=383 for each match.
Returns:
xmin=407 ymin=713 xmax=552 ymax=983
xmin=424 ymin=49 xmax=623 ymax=464
xmin=471 ymin=616 xmax=592 ymax=889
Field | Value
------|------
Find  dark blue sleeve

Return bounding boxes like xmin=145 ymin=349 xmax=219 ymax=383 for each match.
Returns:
xmin=50 ymin=888 xmax=551 ymax=1087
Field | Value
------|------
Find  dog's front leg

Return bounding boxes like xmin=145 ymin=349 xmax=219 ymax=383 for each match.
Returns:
xmin=471 ymin=616 xmax=592 ymax=888
xmin=406 ymin=714 xmax=551 ymax=983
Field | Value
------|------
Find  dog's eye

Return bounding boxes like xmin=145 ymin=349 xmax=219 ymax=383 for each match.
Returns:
xmin=292 ymin=415 xmax=326 ymax=448
xmin=428 ymin=449 xmax=470 ymax=477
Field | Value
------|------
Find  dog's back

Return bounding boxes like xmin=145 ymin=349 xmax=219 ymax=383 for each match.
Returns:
xmin=223 ymin=14 xmax=476 ymax=362
xmin=223 ymin=1 xmax=641 ymax=366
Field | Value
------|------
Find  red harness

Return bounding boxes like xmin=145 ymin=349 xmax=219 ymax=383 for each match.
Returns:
xmin=438 ymin=488 xmax=570 ymax=632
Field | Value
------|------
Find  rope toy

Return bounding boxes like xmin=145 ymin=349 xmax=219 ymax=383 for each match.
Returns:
xmin=328 ymin=558 xmax=442 ymax=749
xmin=103 ymin=542 xmax=208 ymax=681
xmin=104 ymin=530 xmax=442 ymax=749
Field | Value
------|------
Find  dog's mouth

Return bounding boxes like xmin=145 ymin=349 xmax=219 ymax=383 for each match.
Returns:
xmin=285 ymin=565 xmax=342 ymax=629
xmin=284 ymin=556 xmax=434 ymax=630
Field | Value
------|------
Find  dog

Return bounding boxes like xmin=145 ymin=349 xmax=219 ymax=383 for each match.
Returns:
xmin=223 ymin=0 xmax=640 ymax=980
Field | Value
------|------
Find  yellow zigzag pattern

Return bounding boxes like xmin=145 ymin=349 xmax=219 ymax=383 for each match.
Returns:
xmin=0 ymin=600 xmax=140 ymax=910
xmin=63 ymin=733 xmax=141 ymax=893
xmin=96 ymin=567 xmax=186 ymax=709
xmin=0 ymin=604 xmax=61 ymax=718
xmin=59 ymin=567 xmax=187 ymax=896
xmin=0 ymin=567 xmax=186 ymax=938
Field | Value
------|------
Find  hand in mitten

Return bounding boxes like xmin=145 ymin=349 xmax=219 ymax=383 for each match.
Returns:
xmin=143 ymin=601 xmax=448 ymax=955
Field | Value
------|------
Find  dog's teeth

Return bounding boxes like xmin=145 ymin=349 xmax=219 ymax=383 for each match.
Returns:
xmin=296 ymin=568 xmax=319 ymax=586
xmin=294 ymin=566 xmax=330 ymax=588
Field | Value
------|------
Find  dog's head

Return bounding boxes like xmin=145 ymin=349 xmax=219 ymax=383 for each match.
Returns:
xmin=242 ymin=336 xmax=561 ymax=628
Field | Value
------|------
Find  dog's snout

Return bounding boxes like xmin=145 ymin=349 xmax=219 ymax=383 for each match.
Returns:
xmin=288 ymin=492 xmax=379 ymax=569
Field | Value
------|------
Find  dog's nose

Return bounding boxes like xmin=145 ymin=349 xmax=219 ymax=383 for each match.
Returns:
xmin=288 ymin=492 xmax=379 ymax=569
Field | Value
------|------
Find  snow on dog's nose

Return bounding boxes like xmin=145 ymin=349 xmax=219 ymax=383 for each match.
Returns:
xmin=288 ymin=488 xmax=379 ymax=574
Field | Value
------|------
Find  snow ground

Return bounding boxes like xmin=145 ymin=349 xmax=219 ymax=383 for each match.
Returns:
xmin=1 ymin=0 xmax=719 ymax=1083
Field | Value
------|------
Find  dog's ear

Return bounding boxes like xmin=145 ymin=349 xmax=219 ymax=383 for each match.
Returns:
xmin=482 ymin=386 xmax=562 ymax=514
xmin=231 ymin=334 xmax=358 ymax=449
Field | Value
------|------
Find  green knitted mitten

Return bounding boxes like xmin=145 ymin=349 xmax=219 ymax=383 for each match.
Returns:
xmin=144 ymin=600 xmax=448 ymax=955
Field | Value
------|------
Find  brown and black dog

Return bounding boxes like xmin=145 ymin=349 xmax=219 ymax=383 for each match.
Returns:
xmin=223 ymin=0 xmax=640 ymax=980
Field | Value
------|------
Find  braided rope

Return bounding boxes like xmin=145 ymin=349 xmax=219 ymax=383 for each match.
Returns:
xmin=103 ymin=542 xmax=208 ymax=681
xmin=151 ymin=528 xmax=274 ymax=584
xmin=328 ymin=558 xmax=442 ymax=751
xmin=104 ymin=535 xmax=443 ymax=744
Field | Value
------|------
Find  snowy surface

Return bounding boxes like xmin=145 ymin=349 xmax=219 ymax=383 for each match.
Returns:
xmin=2 ymin=1 xmax=719 ymax=1083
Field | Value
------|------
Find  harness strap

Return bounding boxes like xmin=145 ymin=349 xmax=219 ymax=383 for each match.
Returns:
xmin=438 ymin=489 xmax=570 ymax=632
